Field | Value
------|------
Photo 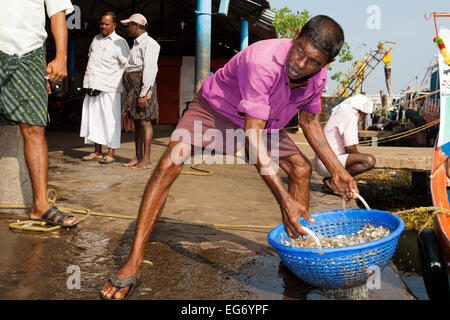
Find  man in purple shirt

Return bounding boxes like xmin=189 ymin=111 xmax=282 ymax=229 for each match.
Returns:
xmin=101 ymin=15 xmax=359 ymax=300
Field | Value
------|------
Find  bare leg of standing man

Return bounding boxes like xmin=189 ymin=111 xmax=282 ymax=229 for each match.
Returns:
xmin=124 ymin=121 xmax=141 ymax=167
xmin=133 ymin=120 xmax=153 ymax=170
xmin=20 ymin=123 xmax=77 ymax=226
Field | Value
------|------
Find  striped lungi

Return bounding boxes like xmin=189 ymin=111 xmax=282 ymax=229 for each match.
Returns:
xmin=0 ymin=47 xmax=48 ymax=126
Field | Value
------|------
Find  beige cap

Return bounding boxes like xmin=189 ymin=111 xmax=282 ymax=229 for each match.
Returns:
xmin=120 ymin=13 xmax=147 ymax=26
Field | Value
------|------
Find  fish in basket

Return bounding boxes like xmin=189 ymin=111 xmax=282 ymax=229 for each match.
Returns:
xmin=267 ymin=209 xmax=404 ymax=289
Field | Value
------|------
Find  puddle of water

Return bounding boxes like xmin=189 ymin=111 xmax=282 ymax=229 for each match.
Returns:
xmin=0 ymin=212 xmax=422 ymax=300
xmin=391 ymin=230 xmax=429 ymax=300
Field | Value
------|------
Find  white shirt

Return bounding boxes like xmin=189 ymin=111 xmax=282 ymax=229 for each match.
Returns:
xmin=0 ymin=0 xmax=74 ymax=56
xmin=125 ymin=32 xmax=160 ymax=97
xmin=323 ymin=107 xmax=360 ymax=156
xmin=83 ymin=31 xmax=130 ymax=93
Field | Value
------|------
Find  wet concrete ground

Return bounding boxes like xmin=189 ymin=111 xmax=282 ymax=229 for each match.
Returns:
xmin=0 ymin=127 xmax=426 ymax=300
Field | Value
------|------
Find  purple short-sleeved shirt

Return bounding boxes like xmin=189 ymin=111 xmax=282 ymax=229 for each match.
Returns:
xmin=201 ymin=38 xmax=327 ymax=131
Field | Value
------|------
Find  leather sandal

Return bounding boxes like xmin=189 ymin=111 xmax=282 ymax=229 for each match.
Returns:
xmin=82 ymin=153 xmax=103 ymax=161
xmin=29 ymin=206 xmax=78 ymax=228
xmin=99 ymin=155 xmax=115 ymax=164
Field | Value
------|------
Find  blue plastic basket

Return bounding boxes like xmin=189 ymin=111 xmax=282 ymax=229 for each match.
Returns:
xmin=267 ymin=209 xmax=404 ymax=289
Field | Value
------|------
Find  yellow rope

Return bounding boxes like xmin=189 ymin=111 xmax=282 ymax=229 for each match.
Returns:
xmin=373 ymin=89 xmax=441 ymax=114
xmin=149 ymin=139 xmax=214 ymax=176
xmin=2 ymin=189 xmax=274 ymax=232
xmin=358 ymin=119 xmax=440 ymax=146
xmin=2 ymin=189 xmax=449 ymax=233
xmin=181 ymin=163 xmax=213 ymax=176
xmin=392 ymin=206 xmax=450 ymax=233
xmin=284 ymin=89 xmax=442 ymax=131
xmin=4 ymin=191 xmax=448 ymax=269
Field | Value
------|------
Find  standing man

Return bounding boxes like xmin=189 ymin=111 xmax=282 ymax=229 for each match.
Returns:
xmin=101 ymin=15 xmax=358 ymax=300
xmin=0 ymin=0 xmax=78 ymax=227
xmin=80 ymin=12 xmax=130 ymax=164
xmin=121 ymin=14 xmax=160 ymax=170
xmin=314 ymin=94 xmax=376 ymax=195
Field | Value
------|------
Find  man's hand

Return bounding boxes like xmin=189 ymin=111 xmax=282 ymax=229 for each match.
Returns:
xmin=281 ymin=195 xmax=315 ymax=239
xmin=344 ymin=145 xmax=358 ymax=154
xmin=46 ymin=56 xmax=67 ymax=83
xmin=138 ymin=96 xmax=148 ymax=109
xmin=331 ymin=169 xmax=359 ymax=201
xmin=47 ymin=11 xmax=68 ymax=84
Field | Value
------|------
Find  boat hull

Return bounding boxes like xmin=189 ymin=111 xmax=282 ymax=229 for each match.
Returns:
xmin=430 ymin=142 xmax=450 ymax=265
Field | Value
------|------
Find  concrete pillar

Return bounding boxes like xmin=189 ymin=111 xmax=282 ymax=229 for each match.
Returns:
xmin=195 ymin=0 xmax=211 ymax=93
xmin=0 ymin=126 xmax=32 ymax=213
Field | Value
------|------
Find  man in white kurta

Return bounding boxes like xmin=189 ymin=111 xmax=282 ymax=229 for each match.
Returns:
xmin=80 ymin=12 xmax=130 ymax=163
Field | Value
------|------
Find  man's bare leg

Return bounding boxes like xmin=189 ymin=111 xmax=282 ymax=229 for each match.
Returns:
xmin=279 ymin=153 xmax=314 ymax=222
xmin=101 ymin=141 xmax=191 ymax=299
xmin=19 ymin=123 xmax=76 ymax=225
xmin=94 ymin=143 xmax=102 ymax=157
xmin=345 ymin=153 xmax=376 ymax=176
xmin=106 ymin=148 xmax=115 ymax=159
xmin=133 ymin=120 xmax=153 ymax=170
xmin=124 ymin=120 xmax=141 ymax=167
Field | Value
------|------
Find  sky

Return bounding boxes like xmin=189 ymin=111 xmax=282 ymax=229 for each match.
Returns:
xmin=269 ymin=0 xmax=450 ymax=95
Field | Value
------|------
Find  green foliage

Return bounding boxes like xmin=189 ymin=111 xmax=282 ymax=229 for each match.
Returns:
xmin=337 ymin=42 xmax=353 ymax=64
xmin=272 ymin=7 xmax=353 ymax=88
xmin=272 ymin=7 xmax=310 ymax=39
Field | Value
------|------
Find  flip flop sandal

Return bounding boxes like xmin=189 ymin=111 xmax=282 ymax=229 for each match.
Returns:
xmin=101 ymin=272 xmax=142 ymax=300
xmin=29 ymin=206 xmax=78 ymax=228
xmin=82 ymin=153 xmax=102 ymax=161
xmin=99 ymin=156 xmax=115 ymax=164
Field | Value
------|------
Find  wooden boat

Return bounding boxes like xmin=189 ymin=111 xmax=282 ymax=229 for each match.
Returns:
xmin=418 ymin=19 xmax=450 ymax=300
xmin=430 ymin=142 xmax=450 ymax=265
xmin=420 ymin=143 xmax=450 ymax=300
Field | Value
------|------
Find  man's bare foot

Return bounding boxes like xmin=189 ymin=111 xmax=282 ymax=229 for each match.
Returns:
xmin=131 ymin=161 xmax=153 ymax=170
xmin=123 ymin=157 xmax=139 ymax=167
xmin=100 ymin=264 xmax=141 ymax=300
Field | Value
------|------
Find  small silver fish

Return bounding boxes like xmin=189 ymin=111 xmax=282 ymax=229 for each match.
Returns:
xmin=283 ymin=224 xmax=390 ymax=249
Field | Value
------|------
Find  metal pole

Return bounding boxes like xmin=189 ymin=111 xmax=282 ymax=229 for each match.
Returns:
xmin=218 ymin=0 xmax=230 ymax=16
xmin=195 ymin=0 xmax=211 ymax=93
xmin=240 ymin=19 xmax=248 ymax=50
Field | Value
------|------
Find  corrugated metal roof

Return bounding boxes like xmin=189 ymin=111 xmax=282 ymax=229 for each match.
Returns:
xmin=69 ymin=0 xmax=276 ymax=56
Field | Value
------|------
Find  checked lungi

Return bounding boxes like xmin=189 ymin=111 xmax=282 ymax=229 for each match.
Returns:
xmin=122 ymin=71 xmax=159 ymax=122
xmin=0 ymin=47 xmax=48 ymax=126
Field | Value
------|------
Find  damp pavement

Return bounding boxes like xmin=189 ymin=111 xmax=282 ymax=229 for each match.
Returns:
xmin=0 ymin=127 xmax=427 ymax=300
